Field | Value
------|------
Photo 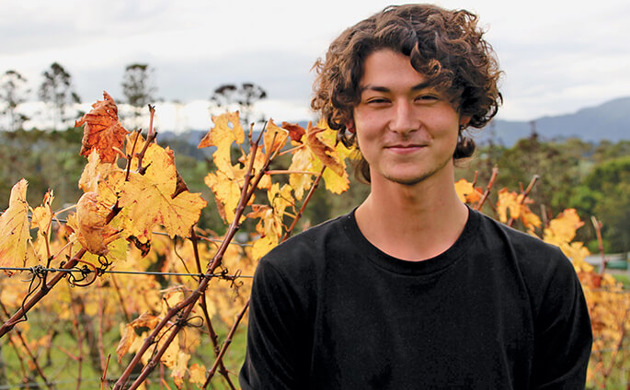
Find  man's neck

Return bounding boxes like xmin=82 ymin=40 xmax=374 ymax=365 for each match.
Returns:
xmin=355 ymin=171 xmax=468 ymax=262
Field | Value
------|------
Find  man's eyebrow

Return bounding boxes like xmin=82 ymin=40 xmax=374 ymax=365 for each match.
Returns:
xmin=359 ymin=81 xmax=434 ymax=93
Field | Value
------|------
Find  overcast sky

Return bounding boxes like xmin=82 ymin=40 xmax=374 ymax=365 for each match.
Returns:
xmin=1 ymin=0 xmax=629 ymax=131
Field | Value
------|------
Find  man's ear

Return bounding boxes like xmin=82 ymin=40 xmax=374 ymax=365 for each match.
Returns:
xmin=346 ymin=121 xmax=355 ymax=134
xmin=459 ymin=116 xmax=471 ymax=128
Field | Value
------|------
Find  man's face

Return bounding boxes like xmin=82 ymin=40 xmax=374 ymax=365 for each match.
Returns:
xmin=350 ymin=49 xmax=466 ymax=187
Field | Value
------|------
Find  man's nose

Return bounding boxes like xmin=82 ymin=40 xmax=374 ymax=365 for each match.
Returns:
xmin=390 ymin=100 xmax=417 ymax=135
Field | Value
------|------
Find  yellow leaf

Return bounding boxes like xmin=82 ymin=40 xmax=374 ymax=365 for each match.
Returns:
xmin=30 ymin=190 xmax=54 ymax=234
xmin=119 ymin=139 xmax=207 ymax=241
xmin=288 ymin=146 xmax=314 ymax=201
xmin=0 ymin=179 xmax=36 ymax=269
xmin=170 ymin=350 xmax=191 ymax=387
xmin=31 ymin=190 xmax=54 ymax=262
xmin=543 ymin=209 xmax=584 ymax=246
xmin=204 ymin=170 xmax=247 ymax=224
xmin=188 ymin=364 xmax=207 ymax=386
xmin=496 ymin=188 xmax=519 ymax=223
xmin=198 ymin=112 xmax=245 ymax=173
xmin=454 ymin=179 xmax=474 ymax=203
xmin=263 ymin=119 xmax=289 ymax=156
xmin=78 ymin=150 xmax=114 ymax=192
xmin=116 ymin=323 xmax=136 ymax=363
xmin=251 ymin=234 xmax=278 ymax=261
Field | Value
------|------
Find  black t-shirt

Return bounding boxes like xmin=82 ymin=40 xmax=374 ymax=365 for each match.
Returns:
xmin=240 ymin=208 xmax=592 ymax=389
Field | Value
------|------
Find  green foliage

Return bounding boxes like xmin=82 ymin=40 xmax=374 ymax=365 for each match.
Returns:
xmin=457 ymin=136 xmax=630 ymax=254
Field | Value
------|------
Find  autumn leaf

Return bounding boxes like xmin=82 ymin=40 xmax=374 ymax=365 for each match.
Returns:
xmin=198 ymin=112 xmax=245 ymax=173
xmin=76 ymin=91 xmax=129 ymax=163
xmin=454 ymin=179 xmax=483 ymax=204
xmin=288 ymin=146 xmax=314 ymax=201
xmin=31 ymin=190 xmax=54 ymax=261
xmin=0 ymin=179 xmax=37 ymax=269
xmin=170 ymin=350 xmax=191 ymax=388
xmin=205 ymin=170 xmax=247 ymax=224
xmin=73 ymin=191 xmax=119 ymax=256
xmin=496 ymin=188 xmax=541 ymax=230
xmin=282 ymin=121 xmax=306 ymax=143
xmin=264 ymin=119 xmax=289 ymax=156
xmin=116 ymin=324 xmax=136 ymax=363
xmin=119 ymin=137 xmax=207 ymax=241
xmin=304 ymin=120 xmax=351 ymax=194
xmin=116 ymin=312 xmax=162 ymax=363
xmin=306 ymin=121 xmax=345 ymax=177
xmin=188 ymin=364 xmax=207 ymax=386
xmin=31 ymin=190 xmax=54 ymax=236
xmin=543 ymin=208 xmax=584 ymax=246
xmin=78 ymin=150 xmax=114 ymax=192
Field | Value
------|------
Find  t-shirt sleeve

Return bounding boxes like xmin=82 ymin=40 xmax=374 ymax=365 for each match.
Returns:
xmin=239 ymin=258 xmax=310 ymax=390
xmin=531 ymin=250 xmax=593 ymax=389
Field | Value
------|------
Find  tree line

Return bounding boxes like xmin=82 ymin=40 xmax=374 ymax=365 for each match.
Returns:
xmin=0 ymin=63 xmax=267 ymax=131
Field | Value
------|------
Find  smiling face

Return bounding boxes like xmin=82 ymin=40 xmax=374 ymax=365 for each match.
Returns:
xmin=351 ymin=49 xmax=468 ymax=187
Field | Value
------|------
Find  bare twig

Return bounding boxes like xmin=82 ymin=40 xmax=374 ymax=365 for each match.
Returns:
xmin=591 ymin=216 xmax=608 ymax=275
xmin=475 ymin=165 xmax=498 ymax=211
xmin=282 ymin=166 xmax=326 ymax=242
xmin=203 ymin=299 xmax=250 ymax=387
xmin=507 ymin=175 xmax=539 ymax=228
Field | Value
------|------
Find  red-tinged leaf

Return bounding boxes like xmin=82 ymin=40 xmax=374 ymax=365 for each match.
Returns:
xmin=282 ymin=121 xmax=306 ymax=143
xmin=305 ymin=122 xmax=345 ymax=177
xmin=76 ymin=91 xmax=130 ymax=163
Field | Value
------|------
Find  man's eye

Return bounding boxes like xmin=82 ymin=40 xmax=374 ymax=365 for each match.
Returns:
xmin=415 ymin=95 xmax=438 ymax=101
xmin=366 ymin=98 xmax=390 ymax=104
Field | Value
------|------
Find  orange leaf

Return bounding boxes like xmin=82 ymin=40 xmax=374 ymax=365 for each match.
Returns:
xmin=76 ymin=91 xmax=129 ymax=164
xmin=74 ymin=192 xmax=119 ymax=256
xmin=306 ymin=122 xmax=345 ymax=177
xmin=282 ymin=121 xmax=306 ymax=143
xmin=454 ymin=179 xmax=474 ymax=203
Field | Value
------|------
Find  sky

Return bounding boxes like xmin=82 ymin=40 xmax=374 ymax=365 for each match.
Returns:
xmin=1 ymin=0 xmax=629 ymax=132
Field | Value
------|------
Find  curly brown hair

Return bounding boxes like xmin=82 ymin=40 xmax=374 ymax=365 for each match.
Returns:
xmin=311 ymin=4 xmax=502 ymax=182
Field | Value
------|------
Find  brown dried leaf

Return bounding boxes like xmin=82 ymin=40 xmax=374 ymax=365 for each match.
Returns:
xmin=76 ymin=91 xmax=129 ymax=163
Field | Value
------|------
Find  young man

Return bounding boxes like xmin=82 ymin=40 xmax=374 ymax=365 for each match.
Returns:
xmin=240 ymin=4 xmax=592 ymax=389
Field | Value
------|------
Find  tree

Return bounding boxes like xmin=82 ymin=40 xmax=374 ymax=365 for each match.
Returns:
xmin=121 ymin=63 xmax=156 ymax=129
xmin=209 ymin=82 xmax=267 ymax=125
xmin=0 ymin=70 xmax=30 ymax=131
xmin=39 ymin=62 xmax=80 ymax=130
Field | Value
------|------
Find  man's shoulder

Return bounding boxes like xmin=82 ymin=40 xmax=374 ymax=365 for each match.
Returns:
xmin=474 ymin=210 xmax=564 ymax=258
xmin=472 ymin=210 xmax=578 ymax=288
xmin=259 ymin=212 xmax=351 ymax=271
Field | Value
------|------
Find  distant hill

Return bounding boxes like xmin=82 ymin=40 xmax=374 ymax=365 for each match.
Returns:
xmin=479 ymin=96 xmax=630 ymax=146
xmin=160 ymin=96 xmax=630 ymax=151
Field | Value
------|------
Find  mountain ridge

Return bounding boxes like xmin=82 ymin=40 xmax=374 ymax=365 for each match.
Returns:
xmin=160 ymin=96 xmax=630 ymax=148
xmin=479 ymin=96 xmax=630 ymax=146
